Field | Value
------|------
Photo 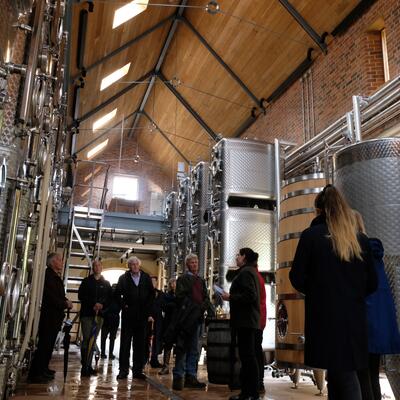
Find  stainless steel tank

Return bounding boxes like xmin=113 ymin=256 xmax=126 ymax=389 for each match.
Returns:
xmin=334 ymin=138 xmax=400 ymax=399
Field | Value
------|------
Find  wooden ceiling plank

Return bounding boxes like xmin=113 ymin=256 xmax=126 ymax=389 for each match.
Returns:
xmin=159 ymin=72 xmax=219 ymax=142
xmin=278 ymin=0 xmax=328 ymax=54
xmin=181 ymin=15 xmax=260 ymax=107
xmin=78 ymin=70 xmax=153 ymax=123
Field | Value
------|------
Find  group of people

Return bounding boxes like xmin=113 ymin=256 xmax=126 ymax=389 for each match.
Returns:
xmin=28 ymin=184 xmax=400 ymax=400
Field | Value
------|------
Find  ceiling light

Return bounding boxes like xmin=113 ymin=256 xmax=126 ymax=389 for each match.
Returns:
xmin=93 ymin=109 xmax=117 ymax=131
xmin=100 ymin=63 xmax=131 ymax=91
xmin=87 ymin=138 xmax=109 ymax=159
xmin=113 ymin=0 xmax=149 ymax=29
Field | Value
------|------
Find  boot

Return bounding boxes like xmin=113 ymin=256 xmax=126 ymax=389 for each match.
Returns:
xmin=184 ymin=374 xmax=206 ymax=389
xmin=158 ymin=349 xmax=171 ymax=375
xmin=172 ymin=376 xmax=184 ymax=391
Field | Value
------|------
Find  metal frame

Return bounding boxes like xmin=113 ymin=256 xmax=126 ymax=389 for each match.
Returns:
xmin=129 ymin=0 xmax=188 ymax=137
xmin=71 ymin=14 xmax=175 ymax=81
xmin=78 ymin=70 xmax=153 ymax=123
xmin=158 ymin=72 xmax=219 ymax=142
xmin=142 ymin=111 xmax=190 ymax=163
xmin=180 ymin=16 xmax=260 ymax=107
xmin=278 ymin=0 xmax=327 ymax=54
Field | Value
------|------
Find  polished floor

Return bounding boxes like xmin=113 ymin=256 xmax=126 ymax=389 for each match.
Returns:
xmin=14 ymin=347 xmax=395 ymax=399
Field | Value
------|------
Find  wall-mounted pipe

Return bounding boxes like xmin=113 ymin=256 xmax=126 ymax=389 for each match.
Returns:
xmin=352 ymin=95 xmax=362 ymax=142
xmin=76 ymin=10 xmax=88 ymax=70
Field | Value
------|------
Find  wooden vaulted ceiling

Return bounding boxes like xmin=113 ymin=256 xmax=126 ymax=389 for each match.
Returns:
xmin=70 ymin=0 xmax=361 ymax=177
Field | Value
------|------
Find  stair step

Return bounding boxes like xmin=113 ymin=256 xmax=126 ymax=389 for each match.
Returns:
xmin=74 ymin=206 xmax=104 ymax=214
xmin=68 ymin=277 xmax=84 ymax=282
xmin=66 ymin=288 xmax=79 ymax=293
xmin=74 ymin=226 xmax=97 ymax=232
xmin=70 ymin=252 xmax=93 ymax=258
xmin=68 ymin=264 xmax=91 ymax=270
xmin=72 ymin=239 xmax=95 ymax=245
xmin=74 ymin=213 xmax=103 ymax=220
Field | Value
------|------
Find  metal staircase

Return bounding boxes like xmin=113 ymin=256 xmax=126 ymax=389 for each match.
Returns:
xmin=62 ymin=160 xmax=110 ymax=341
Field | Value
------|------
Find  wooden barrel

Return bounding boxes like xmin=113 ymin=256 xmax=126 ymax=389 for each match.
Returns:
xmin=206 ymin=319 xmax=240 ymax=389
xmin=275 ymin=173 xmax=326 ymax=367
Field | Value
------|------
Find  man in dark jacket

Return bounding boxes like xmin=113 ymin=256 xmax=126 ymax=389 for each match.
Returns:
xmin=78 ymin=259 xmax=111 ymax=377
xmin=149 ymin=276 xmax=165 ymax=368
xmin=28 ymin=253 xmax=73 ymax=383
xmin=115 ymin=256 xmax=155 ymax=380
xmin=172 ymin=253 xmax=212 ymax=391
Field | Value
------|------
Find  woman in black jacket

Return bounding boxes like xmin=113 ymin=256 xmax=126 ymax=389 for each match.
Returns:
xmin=222 ymin=247 xmax=261 ymax=400
xmin=289 ymin=185 xmax=377 ymax=400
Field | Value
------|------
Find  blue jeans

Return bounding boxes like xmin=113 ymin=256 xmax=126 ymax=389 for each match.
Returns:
xmin=173 ymin=324 xmax=201 ymax=378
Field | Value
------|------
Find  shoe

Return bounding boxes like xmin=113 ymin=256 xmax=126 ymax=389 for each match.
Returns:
xmin=46 ymin=368 xmax=56 ymax=375
xmin=117 ymin=372 xmax=128 ymax=380
xmin=158 ymin=366 xmax=170 ymax=375
xmin=184 ymin=374 xmax=206 ymax=389
xmin=43 ymin=371 xmax=55 ymax=380
xmin=100 ymin=353 xmax=107 ymax=359
xmin=28 ymin=374 xmax=52 ymax=384
xmin=88 ymin=367 xmax=97 ymax=376
xmin=110 ymin=354 xmax=116 ymax=360
xmin=172 ymin=376 xmax=184 ymax=391
xmin=81 ymin=368 xmax=91 ymax=377
xmin=132 ymin=372 xmax=146 ymax=380
xmin=150 ymin=360 xmax=163 ymax=368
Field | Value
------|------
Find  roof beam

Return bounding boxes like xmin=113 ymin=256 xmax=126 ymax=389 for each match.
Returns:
xmin=74 ymin=110 xmax=139 ymax=155
xmin=71 ymin=14 xmax=175 ymax=81
xmin=180 ymin=16 xmax=260 ymax=107
xmin=129 ymin=0 xmax=188 ymax=137
xmin=142 ymin=111 xmax=190 ymax=163
xmin=78 ymin=69 xmax=153 ymax=123
xmin=158 ymin=72 xmax=219 ymax=142
xmin=278 ymin=0 xmax=327 ymax=54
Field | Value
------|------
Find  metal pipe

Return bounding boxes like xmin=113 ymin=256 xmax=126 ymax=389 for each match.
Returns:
xmin=352 ymin=95 xmax=362 ymax=142
xmin=19 ymin=0 xmax=45 ymax=122
xmin=274 ymin=139 xmax=281 ymax=221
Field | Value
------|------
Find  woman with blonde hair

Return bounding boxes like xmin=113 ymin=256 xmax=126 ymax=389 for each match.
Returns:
xmin=289 ymin=185 xmax=377 ymax=400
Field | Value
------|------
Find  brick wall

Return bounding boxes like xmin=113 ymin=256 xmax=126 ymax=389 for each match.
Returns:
xmin=74 ymin=136 xmax=172 ymax=215
xmin=242 ymin=0 xmax=400 ymax=145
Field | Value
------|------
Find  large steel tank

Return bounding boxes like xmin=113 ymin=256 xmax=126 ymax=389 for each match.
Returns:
xmin=334 ymin=137 xmax=400 ymax=399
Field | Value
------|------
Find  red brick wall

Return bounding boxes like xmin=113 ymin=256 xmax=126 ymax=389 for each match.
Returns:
xmin=242 ymin=0 xmax=400 ymax=145
xmin=74 ymin=136 xmax=171 ymax=215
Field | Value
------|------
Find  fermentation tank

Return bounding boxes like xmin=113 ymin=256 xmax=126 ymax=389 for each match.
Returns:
xmin=334 ymin=138 xmax=400 ymax=399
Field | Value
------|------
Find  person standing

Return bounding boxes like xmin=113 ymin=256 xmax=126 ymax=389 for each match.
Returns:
xmin=115 ymin=256 xmax=155 ymax=380
xmin=221 ymin=248 xmax=261 ymax=400
xmin=28 ymin=253 xmax=73 ymax=383
xmin=289 ymin=185 xmax=377 ymax=400
xmin=78 ymin=259 xmax=111 ymax=377
xmin=149 ymin=276 xmax=165 ymax=368
xmin=172 ymin=254 xmax=211 ymax=391
xmin=352 ymin=211 xmax=400 ymax=400
xmin=100 ymin=284 xmax=120 ymax=360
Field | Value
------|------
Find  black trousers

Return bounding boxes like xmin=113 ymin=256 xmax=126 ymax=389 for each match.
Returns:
xmin=101 ymin=322 xmax=118 ymax=356
xmin=255 ymin=329 xmax=264 ymax=388
xmin=357 ymin=353 xmax=381 ymax=400
xmin=234 ymin=328 xmax=259 ymax=398
xmin=327 ymin=370 xmax=362 ymax=400
xmin=119 ymin=318 xmax=146 ymax=375
xmin=29 ymin=318 xmax=61 ymax=376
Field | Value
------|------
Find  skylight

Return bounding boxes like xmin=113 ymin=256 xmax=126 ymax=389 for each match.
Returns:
xmin=93 ymin=108 xmax=117 ymax=131
xmin=87 ymin=139 xmax=109 ymax=159
xmin=100 ymin=63 xmax=131 ymax=91
xmin=113 ymin=0 xmax=149 ymax=29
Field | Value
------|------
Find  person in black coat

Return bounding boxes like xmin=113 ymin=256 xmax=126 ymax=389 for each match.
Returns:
xmin=115 ymin=256 xmax=155 ymax=380
xmin=29 ymin=253 xmax=73 ymax=383
xmin=289 ymin=185 xmax=377 ymax=400
xmin=149 ymin=276 xmax=165 ymax=368
xmin=100 ymin=284 xmax=120 ymax=360
xmin=221 ymin=247 xmax=261 ymax=400
xmin=78 ymin=259 xmax=111 ymax=376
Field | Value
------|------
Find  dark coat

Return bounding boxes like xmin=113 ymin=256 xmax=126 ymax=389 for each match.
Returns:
xmin=40 ymin=267 xmax=69 ymax=328
xmin=78 ymin=274 xmax=112 ymax=317
xmin=115 ymin=270 xmax=155 ymax=323
xmin=289 ymin=215 xmax=378 ymax=371
xmin=366 ymin=238 xmax=400 ymax=354
xmin=229 ymin=264 xmax=261 ymax=329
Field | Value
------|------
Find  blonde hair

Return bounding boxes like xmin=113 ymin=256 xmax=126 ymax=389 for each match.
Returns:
xmin=353 ymin=210 xmax=367 ymax=235
xmin=315 ymin=185 xmax=362 ymax=262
